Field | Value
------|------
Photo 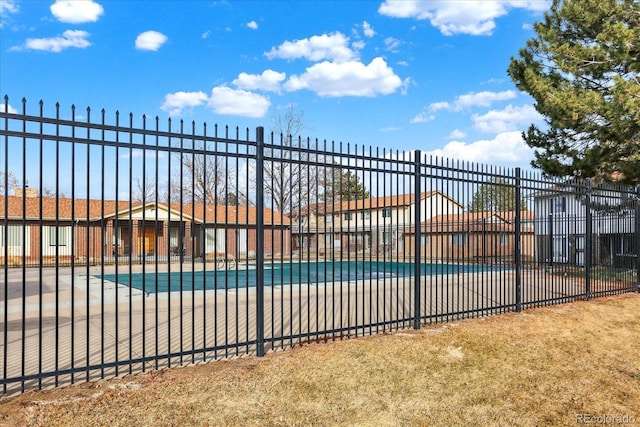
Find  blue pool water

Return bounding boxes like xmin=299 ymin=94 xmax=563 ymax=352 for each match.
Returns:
xmin=100 ymin=261 xmax=500 ymax=294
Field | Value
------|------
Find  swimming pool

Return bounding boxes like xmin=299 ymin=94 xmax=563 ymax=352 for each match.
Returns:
xmin=99 ymin=261 xmax=500 ymax=294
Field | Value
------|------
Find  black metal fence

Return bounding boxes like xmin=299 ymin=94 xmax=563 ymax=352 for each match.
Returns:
xmin=1 ymin=96 xmax=639 ymax=396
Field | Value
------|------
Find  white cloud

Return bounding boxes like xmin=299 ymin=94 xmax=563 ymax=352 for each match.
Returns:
xmin=232 ymin=70 xmax=286 ymax=92
xmin=428 ymin=101 xmax=450 ymax=112
xmin=447 ymin=129 xmax=467 ymax=139
xmin=0 ymin=0 xmax=19 ymax=28
xmin=0 ymin=103 xmax=17 ymax=113
xmin=16 ymin=30 xmax=91 ymax=52
xmin=246 ymin=20 xmax=258 ymax=30
xmin=265 ymin=32 xmax=357 ymax=63
xmin=50 ymin=0 xmax=104 ymax=24
xmin=0 ymin=0 xmax=18 ymax=14
xmin=284 ymin=57 xmax=402 ymax=97
xmin=352 ymin=40 xmax=366 ymax=51
xmin=378 ymin=0 xmax=550 ymax=36
xmin=208 ymin=86 xmax=270 ymax=118
xmin=410 ymin=112 xmax=435 ymax=124
xmin=362 ymin=21 xmax=375 ymax=37
xmin=136 ymin=31 xmax=168 ymax=52
xmin=472 ymin=104 xmax=542 ymax=133
xmin=427 ymin=131 xmax=533 ymax=163
xmin=160 ymin=91 xmax=208 ymax=117
xmin=429 ymin=90 xmax=517 ymax=112
xmin=384 ymin=37 xmax=401 ymax=52
xmin=456 ymin=90 xmax=516 ymax=109
xmin=135 ymin=31 xmax=167 ymax=51
xmin=202 ymin=30 xmax=211 ymax=39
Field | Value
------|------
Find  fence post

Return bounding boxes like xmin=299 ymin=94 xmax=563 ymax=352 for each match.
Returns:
xmin=635 ymin=185 xmax=640 ymax=293
xmin=255 ymin=126 xmax=265 ymax=357
xmin=413 ymin=150 xmax=422 ymax=330
xmin=514 ymin=168 xmax=522 ymax=312
xmin=548 ymin=213 xmax=553 ymax=269
xmin=585 ymin=178 xmax=592 ymax=300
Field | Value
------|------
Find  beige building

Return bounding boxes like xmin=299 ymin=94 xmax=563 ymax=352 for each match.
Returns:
xmin=403 ymin=210 xmax=535 ymax=263
xmin=290 ymin=191 xmax=463 ymax=258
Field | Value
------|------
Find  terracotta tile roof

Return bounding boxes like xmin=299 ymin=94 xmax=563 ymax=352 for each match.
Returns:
xmin=0 ymin=196 xmax=138 ymax=221
xmin=498 ymin=210 xmax=534 ymax=221
xmin=288 ymin=202 xmax=328 ymax=217
xmin=0 ymin=196 xmax=290 ymax=225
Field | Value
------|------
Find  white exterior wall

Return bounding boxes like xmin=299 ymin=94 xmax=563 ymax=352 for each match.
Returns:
xmin=0 ymin=225 xmax=31 ymax=256
xmin=535 ymin=193 xmax=635 ymax=236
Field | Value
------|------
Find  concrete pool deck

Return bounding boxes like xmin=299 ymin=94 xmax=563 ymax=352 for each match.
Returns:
xmin=1 ymin=262 xmax=629 ymax=396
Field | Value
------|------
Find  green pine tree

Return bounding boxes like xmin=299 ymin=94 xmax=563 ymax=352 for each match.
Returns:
xmin=508 ymin=0 xmax=640 ymax=184
xmin=323 ymin=165 xmax=370 ymax=204
xmin=468 ymin=178 xmax=528 ymax=212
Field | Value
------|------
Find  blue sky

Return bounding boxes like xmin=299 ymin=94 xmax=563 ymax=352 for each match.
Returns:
xmin=1 ymin=0 xmax=550 ymax=171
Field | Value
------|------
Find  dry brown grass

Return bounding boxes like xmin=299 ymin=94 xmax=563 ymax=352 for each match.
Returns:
xmin=2 ymin=294 xmax=640 ymax=426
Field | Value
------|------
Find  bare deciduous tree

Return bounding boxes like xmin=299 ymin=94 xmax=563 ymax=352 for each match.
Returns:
xmin=133 ymin=176 xmax=157 ymax=202
xmin=168 ymin=149 xmax=230 ymax=204
xmin=0 ymin=171 xmax=18 ymax=196
xmin=259 ymin=106 xmax=319 ymax=213
xmin=41 ymin=187 xmax=68 ymax=198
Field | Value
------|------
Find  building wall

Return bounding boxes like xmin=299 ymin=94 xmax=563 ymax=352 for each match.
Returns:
xmin=404 ymin=230 xmax=534 ymax=263
xmin=1 ymin=220 xmax=291 ymax=265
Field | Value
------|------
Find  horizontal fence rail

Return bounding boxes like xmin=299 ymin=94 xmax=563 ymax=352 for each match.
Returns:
xmin=1 ymin=96 xmax=639 ymax=396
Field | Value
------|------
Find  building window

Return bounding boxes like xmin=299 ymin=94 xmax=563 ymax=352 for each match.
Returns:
xmin=383 ymin=231 xmax=391 ymax=244
xmin=325 ymin=215 xmax=333 ymax=223
xmin=205 ymin=229 xmax=225 ymax=253
xmin=499 ymin=233 xmax=508 ymax=246
xmin=170 ymin=227 xmax=179 ymax=247
xmin=350 ymin=232 xmax=365 ymax=246
xmin=553 ymin=237 xmax=566 ymax=258
xmin=452 ymin=233 xmax=467 ymax=246
xmin=553 ymin=197 xmax=566 ymax=213
xmin=2 ymin=225 xmax=23 ymax=248
xmin=382 ymin=208 xmax=392 ymax=218
xmin=361 ymin=210 xmax=371 ymax=220
xmin=621 ymin=235 xmax=635 ymax=254
xmin=48 ymin=226 xmax=69 ymax=246
xmin=344 ymin=212 xmax=352 ymax=221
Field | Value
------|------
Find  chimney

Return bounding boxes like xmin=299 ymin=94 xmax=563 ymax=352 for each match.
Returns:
xmin=14 ymin=187 xmax=38 ymax=198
